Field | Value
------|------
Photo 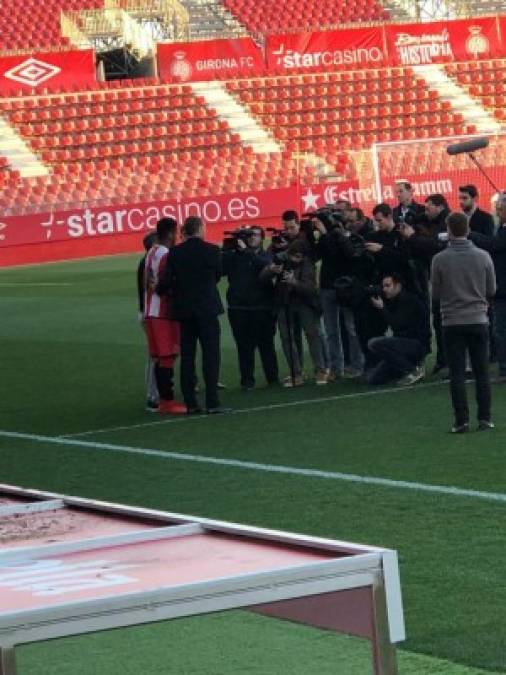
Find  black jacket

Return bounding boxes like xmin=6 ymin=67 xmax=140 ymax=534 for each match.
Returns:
xmin=469 ymin=208 xmax=494 ymax=237
xmin=393 ymin=201 xmax=425 ymax=226
xmin=380 ymin=289 xmax=431 ymax=352
xmin=157 ymin=237 xmax=224 ymax=320
xmin=403 ymin=208 xmax=450 ymax=274
xmin=260 ymin=257 xmax=319 ymax=310
xmin=315 ymin=230 xmax=355 ymax=289
xmin=365 ymin=227 xmax=413 ymax=283
xmin=223 ymin=247 xmax=273 ymax=310
xmin=470 ymin=225 xmax=506 ymax=299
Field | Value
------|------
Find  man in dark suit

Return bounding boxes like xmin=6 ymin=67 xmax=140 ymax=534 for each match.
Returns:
xmin=459 ymin=184 xmax=495 ymax=236
xmin=157 ymin=216 xmax=230 ymax=414
xmin=392 ymin=181 xmax=425 ymax=226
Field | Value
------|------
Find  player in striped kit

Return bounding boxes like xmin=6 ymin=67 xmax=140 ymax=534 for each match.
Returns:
xmin=144 ymin=218 xmax=186 ymax=415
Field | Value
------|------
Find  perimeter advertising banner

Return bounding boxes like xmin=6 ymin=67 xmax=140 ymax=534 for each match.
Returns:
xmin=384 ymin=16 xmax=501 ymax=67
xmin=0 ymin=183 xmax=360 ymax=253
xmin=157 ymin=37 xmax=264 ymax=83
xmin=266 ymin=26 xmax=387 ymax=73
xmin=0 ymin=49 xmax=96 ymax=93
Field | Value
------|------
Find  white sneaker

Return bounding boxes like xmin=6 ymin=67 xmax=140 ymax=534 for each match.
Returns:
xmin=398 ymin=367 xmax=424 ymax=386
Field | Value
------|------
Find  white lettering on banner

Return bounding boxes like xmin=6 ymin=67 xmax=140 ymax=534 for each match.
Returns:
xmin=303 ymin=178 xmax=454 ymax=210
xmin=273 ymin=44 xmax=383 ymax=70
xmin=394 ymin=30 xmax=454 ymax=65
xmin=196 ymin=58 xmax=238 ymax=71
xmin=42 ymin=195 xmax=262 ymax=241
xmin=0 ymin=559 xmax=140 ymax=597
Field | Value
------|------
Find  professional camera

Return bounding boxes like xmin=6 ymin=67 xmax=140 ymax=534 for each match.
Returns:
xmin=266 ymin=227 xmax=289 ymax=249
xmin=222 ymin=226 xmax=260 ymax=251
xmin=364 ymin=283 xmax=383 ymax=298
xmin=303 ymin=206 xmax=345 ymax=232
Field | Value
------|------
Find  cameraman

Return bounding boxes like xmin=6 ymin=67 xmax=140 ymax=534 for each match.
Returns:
xmin=367 ymin=273 xmax=430 ymax=385
xmin=223 ymin=228 xmax=279 ymax=390
xmin=260 ymin=239 xmax=327 ymax=387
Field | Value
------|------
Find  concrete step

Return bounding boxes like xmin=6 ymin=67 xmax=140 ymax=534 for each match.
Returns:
xmin=192 ymin=81 xmax=281 ymax=153
xmin=0 ymin=118 xmax=48 ymax=178
xmin=413 ymin=63 xmax=503 ymax=134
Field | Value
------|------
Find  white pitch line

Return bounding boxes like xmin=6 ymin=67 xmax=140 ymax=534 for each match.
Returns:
xmin=61 ymin=380 xmax=445 ymax=439
xmin=0 ymin=283 xmax=73 ymax=287
xmin=0 ymin=429 xmax=505 ymax=505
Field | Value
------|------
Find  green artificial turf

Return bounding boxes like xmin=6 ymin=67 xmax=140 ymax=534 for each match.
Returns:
xmin=0 ymin=254 xmax=505 ymax=674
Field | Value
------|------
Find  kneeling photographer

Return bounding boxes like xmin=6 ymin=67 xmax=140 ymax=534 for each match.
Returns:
xmin=260 ymin=239 xmax=327 ymax=387
xmin=223 ymin=227 xmax=279 ymax=390
xmin=367 ymin=273 xmax=430 ymax=386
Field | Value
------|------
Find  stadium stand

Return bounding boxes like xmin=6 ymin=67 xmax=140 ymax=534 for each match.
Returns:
xmin=0 ymin=83 xmax=322 ymax=212
xmin=226 ymin=69 xmax=478 ymax=172
xmin=222 ymin=0 xmax=390 ymax=33
xmin=0 ymin=0 xmax=104 ymax=52
xmin=445 ymin=58 xmax=506 ymax=123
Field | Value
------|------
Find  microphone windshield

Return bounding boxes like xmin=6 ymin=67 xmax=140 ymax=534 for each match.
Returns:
xmin=447 ymin=137 xmax=489 ymax=155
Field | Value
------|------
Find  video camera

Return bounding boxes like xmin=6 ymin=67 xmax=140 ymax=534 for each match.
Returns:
xmin=303 ymin=206 xmax=346 ymax=232
xmin=222 ymin=226 xmax=263 ymax=251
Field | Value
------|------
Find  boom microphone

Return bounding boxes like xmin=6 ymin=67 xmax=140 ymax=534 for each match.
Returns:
xmin=446 ymin=137 xmax=489 ymax=156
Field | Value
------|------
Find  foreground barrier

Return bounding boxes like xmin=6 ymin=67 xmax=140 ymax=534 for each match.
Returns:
xmin=0 ymin=483 xmax=405 ymax=675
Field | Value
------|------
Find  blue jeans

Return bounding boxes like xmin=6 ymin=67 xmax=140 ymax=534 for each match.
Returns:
xmin=494 ymin=299 xmax=506 ymax=374
xmin=320 ymin=288 xmax=344 ymax=374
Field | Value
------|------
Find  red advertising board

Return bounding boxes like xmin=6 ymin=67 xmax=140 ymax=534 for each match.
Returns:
xmin=0 ymin=183 xmax=359 ymax=255
xmin=384 ymin=16 xmax=501 ymax=67
xmin=158 ymin=37 xmax=264 ymax=83
xmin=266 ymin=26 xmax=387 ymax=73
xmin=0 ymin=49 xmax=96 ymax=94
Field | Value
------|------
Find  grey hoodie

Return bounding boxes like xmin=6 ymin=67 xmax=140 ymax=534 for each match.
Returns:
xmin=431 ymin=239 xmax=496 ymax=326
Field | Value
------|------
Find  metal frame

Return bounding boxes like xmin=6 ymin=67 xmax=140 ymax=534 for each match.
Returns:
xmin=0 ymin=484 xmax=405 ymax=675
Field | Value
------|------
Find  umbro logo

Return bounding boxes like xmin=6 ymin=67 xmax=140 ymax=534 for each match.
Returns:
xmin=4 ymin=58 xmax=61 ymax=87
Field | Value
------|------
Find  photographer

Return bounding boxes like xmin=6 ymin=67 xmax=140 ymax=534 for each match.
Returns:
xmin=393 ymin=181 xmax=425 ymax=226
xmin=345 ymin=207 xmax=374 ymax=238
xmin=313 ymin=207 xmax=356 ymax=380
xmin=367 ymin=273 xmax=430 ymax=386
xmin=281 ymin=209 xmax=317 ymax=259
xmin=401 ymin=194 xmax=449 ymax=375
xmin=260 ymin=240 xmax=327 ymax=387
xmin=223 ymin=227 xmax=279 ymax=390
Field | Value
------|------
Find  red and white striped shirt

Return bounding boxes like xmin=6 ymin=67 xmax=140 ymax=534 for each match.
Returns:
xmin=144 ymin=244 xmax=171 ymax=319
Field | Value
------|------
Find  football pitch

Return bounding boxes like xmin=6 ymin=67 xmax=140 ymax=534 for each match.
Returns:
xmin=0 ymin=254 xmax=505 ymax=675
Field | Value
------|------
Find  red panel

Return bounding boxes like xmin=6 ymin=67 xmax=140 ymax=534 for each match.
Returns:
xmin=385 ymin=17 xmax=501 ymax=67
xmin=158 ymin=38 xmax=264 ymax=83
xmin=0 ymin=50 xmax=96 ymax=94
xmin=252 ymin=587 xmax=375 ymax=639
xmin=266 ymin=27 xmax=387 ymax=74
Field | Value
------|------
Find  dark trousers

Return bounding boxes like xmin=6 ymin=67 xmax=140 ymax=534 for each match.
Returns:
xmin=493 ymin=300 xmax=506 ymax=373
xmin=443 ymin=324 xmax=491 ymax=426
xmin=228 ymin=308 xmax=279 ymax=386
xmin=432 ymin=299 xmax=446 ymax=368
xmin=367 ymin=336 xmax=425 ymax=385
xmin=180 ymin=314 xmax=221 ymax=410
xmin=354 ymin=303 xmax=388 ymax=371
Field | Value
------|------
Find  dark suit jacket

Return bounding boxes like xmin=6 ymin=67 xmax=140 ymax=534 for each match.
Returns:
xmin=393 ymin=201 xmax=425 ymax=226
xmin=469 ymin=207 xmax=494 ymax=237
xmin=157 ymin=237 xmax=224 ymax=320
